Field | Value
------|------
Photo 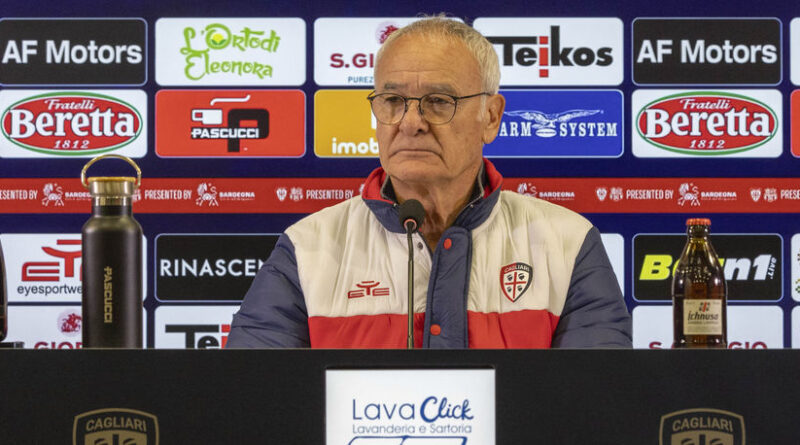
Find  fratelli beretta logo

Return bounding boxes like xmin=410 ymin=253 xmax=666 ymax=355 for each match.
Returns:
xmin=73 ymin=408 xmax=159 ymax=445
xmin=660 ymin=408 xmax=744 ymax=445
xmin=155 ymin=18 xmax=305 ymax=86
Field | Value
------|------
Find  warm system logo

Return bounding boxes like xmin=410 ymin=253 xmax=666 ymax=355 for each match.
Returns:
xmin=488 ymin=89 xmax=622 ymax=157
xmin=314 ymin=89 xmax=378 ymax=157
xmin=0 ymin=18 xmax=146 ymax=85
xmin=473 ymin=18 xmax=623 ymax=85
xmin=155 ymin=18 xmax=305 ymax=86
xmin=156 ymin=90 xmax=304 ymax=157
xmin=0 ymin=90 xmax=147 ymax=158
xmin=632 ymin=90 xmax=781 ymax=158
xmin=634 ymin=18 xmax=781 ymax=85
xmin=660 ymin=408 xmax=745 ymax=445
xmin=73 ymin=408 xmax=159 ymax=445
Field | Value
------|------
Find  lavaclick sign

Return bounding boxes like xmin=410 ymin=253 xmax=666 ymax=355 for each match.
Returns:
xmin=0 ymin=18 xmax=146 ymax=85
xmin=633 ymin=18 xmax=781 ymax=85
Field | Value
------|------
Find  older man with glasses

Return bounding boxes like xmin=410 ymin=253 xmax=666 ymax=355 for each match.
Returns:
xmin=227 ymin=17 xmax=632 ymax=349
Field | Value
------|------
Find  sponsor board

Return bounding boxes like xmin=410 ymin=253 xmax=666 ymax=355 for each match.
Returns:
xmin=156 ymin=90 xmax=305 ymax=157
xmin=327 ymin=369 xmax=495 ymax=444
xmin=155 ymin=18 xmax=305 ymax=86
xmin=633 ymin=234 xmax=782 ymax=302
xmin=154 ymin=305 xmax=238 ymax=348
xmin=0 ymin=18 xmax=146 ymax=85
xmin=601 ymin=233 xmax=624 ymax=293
xmin=632 ymin=305 xmax=783 ymax=349
xmin=791 ymin=19 xmax=800 ymax=85
xmin=0 ymin=89 xmax=147 ymax=158
xmin=0 ymin=233 xmax=146 ymax=303
xmin=315 ymin=17 xmax=453 ymax=86
xmin=488 ymin=89 xmax=623 ymax=157
xmin=155 ymin=234 xmax=278 ymax=302
xmin=473 ymin=18 xmax=623 ymax=86
xmin=314 ymin=89 xmax=377 ymax=157
xmin=792 ymin=90 xmax=800 ymax=157
xmin=633 ymin=18 xmax=781 ymax=85
xmin=792 ymin=234 xmax=800 ymax=302
xmin=632 ymin=89 xmax=782 ymax=158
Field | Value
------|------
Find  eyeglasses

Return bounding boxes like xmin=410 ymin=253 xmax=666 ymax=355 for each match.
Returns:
xmin=367 ymin=91 xmax=491 ymax=125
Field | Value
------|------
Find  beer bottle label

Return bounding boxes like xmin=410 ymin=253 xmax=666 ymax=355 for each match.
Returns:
xmin=683 ymin=300 xmax=723 ymax=335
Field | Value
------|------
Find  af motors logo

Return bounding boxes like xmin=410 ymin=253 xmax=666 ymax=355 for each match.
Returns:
xmin=0 ymin=18 xmax=146 ymax=85
xmin=633 ymin=18 xmax=781 ymax=85
xmin=154 ymin=305 xmax=239 ymax=348
xmin=473 ymin=18 xmax=623 ymax=86
xmin=315 ymin=89 xmax=378 ymax=157
xmin=489 ymin=89 xmax=622 ymax=157
xmin=659 ymin=408 xmax=745 ymax=445
xmin=315 ymin=17 xmax=435 ymax=86
xmin=4 ymin=306 xmax=84 ymax=349
xmin=155 ymin=234 xmax=277 ymax=302
xmin=73 ymin=408 xmax=159 ymax=445
xmin=155 ymin=18 xmax=306 ymax=86
xmin=156 ymin=90 xmax=305 ymax=157
xmin=633 ymin=90 xmax=781 ymax=158
xmin=632 ymin=305 xmax=782 ymax=350
xmin=0 ymin=89 xmax=147 ymax=158
xmin=633 ymin=234 xmax=782 ymax=302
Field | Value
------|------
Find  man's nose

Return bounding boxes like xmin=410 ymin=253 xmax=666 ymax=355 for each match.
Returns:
xmin=398 ymin=98 xmax=428 ymax=133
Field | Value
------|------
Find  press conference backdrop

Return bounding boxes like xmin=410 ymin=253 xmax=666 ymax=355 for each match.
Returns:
xmin=0 ymin=0 xmax=799 ymax=350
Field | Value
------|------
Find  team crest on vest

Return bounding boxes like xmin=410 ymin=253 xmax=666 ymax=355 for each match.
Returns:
xmin=500 ymin=262 xmax=533 ymax=302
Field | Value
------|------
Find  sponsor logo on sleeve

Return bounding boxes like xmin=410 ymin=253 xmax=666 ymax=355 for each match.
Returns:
xmin=154 ymin=305 xmax=239 ymax=348
xmin=632 ymin=89 xmax=781 ymax=158
xmin=659 ymin=408 xmax=745 ymax=445
xmin=314 ymin=89 xmax=378 ymax=157
xmin=0 ymin=18 xmax=146 ymax=85
xmin=156 ymin=90 xmax=304 ymax=157
xmin=0 ymin=89 xmax=147 ymax=158
xmin=488 ymin=89 xmax=622 ymax=157
xmin=473 ymin=18 xmax=623 ymax=86
xmin=633 ymin=18 xmax=781 ymax=85
xmin=155 ymin=18 xmax=305 ymax=86
xmin=633 ymin=234 xmax=782 ymax=302
xmin=73 ymin=408 xmax=158 ymax=445
xmin=155 ymin=234 xmax=278 ymax=302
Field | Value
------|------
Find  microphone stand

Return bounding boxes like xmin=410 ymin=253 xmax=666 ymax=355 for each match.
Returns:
xmin=405 ymin=228 xmax=414 ymax=349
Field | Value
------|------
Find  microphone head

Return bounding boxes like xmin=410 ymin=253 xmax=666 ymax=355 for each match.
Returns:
xmin=398 ymin=199 xmax=425 ymax=233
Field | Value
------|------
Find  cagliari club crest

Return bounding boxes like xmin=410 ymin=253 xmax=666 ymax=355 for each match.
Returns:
xmin=73 ymin=408 xmax=159 ymax=445
xmin=500 ymin=262 xmax=533 ymax=302
xmin=660 ymin=408 xmax=745 ymax=445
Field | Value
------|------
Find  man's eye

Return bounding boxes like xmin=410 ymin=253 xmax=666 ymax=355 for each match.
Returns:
xmin=382 ymin=95 xmax=404 ymax=104
xmin=426 ymin=96 xmax=453 ymax=105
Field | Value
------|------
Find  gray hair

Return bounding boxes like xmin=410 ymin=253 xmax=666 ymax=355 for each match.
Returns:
xmin=375 ymin=15 xmax=501 ymax=94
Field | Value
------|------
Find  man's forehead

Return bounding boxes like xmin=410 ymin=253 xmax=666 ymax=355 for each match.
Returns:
xmin=379 ymin=80 xmax=459 ymax=95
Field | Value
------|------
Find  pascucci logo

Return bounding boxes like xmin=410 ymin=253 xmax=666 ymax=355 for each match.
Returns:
xmin=1 ymin=92 xmax=142 ymax=156
xmin=637 ymin=91 xmax=777 ymax=155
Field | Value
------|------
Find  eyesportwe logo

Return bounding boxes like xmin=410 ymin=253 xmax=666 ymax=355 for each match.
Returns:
xmin=0 ymin=90 xmax=147 ymax=158
xmin=0 ymin=18 xmax=146 ymax=85
xmin=473 ymin=18 xmax=623 ymax=86
xmin=634 ymin=18 xmax=781 ymax=85
xmin=155 ymin=18 xmax=305 ymax=86
xmin=347 ymin=280 xmax=390 ymax=299
xmin=633 ymin=89 xmax=782 ymax=158
xmin=633 ymin=233 xmax=782 ymax=302
xmin=156 ymin=89 xmax=304 ymax=157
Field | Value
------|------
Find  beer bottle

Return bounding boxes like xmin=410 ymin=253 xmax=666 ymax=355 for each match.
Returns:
xmin=81 ymin=155 xmax=143 ymax=348
xmin=672 ymin=218 xmax=727 ymax=349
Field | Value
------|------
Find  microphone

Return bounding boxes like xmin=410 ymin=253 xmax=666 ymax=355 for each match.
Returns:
xmin=397 ymin=199 xmax=424 ymax=349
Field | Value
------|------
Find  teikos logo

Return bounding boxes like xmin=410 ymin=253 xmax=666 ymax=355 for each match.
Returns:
xmin=315 ymin=18 xmax=436 ymax=85
xmin=154 ymin=305 xmax=239 ymax=348
xmin=315 ymin=89 xmax=377 ymax=157
xmin=473 ymin=18 xmax=623 ymax=86
xmin=0 ymin=18 xmax=146 ymax=85
xmin=489 ymin=89 xmax=623 ymax=157
xmin=73 ymin=408 xmax=158 ymax=445
xmin=155 ymin=234 xmax=278 ymax=301
xmin=0 ymin=89 xmax=147 ymax=158
xmin=155 ymin=18 xmax=306 ymax=86
xmin=633 ymin=234 xmax=782 ymax=301
xmin=634 ymin=18 xmax=781 ymax=85
xmin=660 ymin=408 xmax=744 ymax=445
xmin=633 ymin=90 xmax=781 ymax=158
xmin=156 ymin=90 xmax=304 ymax=157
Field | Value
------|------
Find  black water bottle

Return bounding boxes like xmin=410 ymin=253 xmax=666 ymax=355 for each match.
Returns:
xmin=1 ymin=239 xmax=7 ymax=342
xmin=81 ymin=155 xmax=143 ymax=348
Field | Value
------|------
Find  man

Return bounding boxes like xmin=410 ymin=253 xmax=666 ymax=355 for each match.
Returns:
xmin=227 ymin=17 xmax=631 ymax=348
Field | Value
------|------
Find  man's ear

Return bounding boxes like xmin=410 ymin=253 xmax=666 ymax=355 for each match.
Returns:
xmin=481 ymin=93 xmax=506 ymax=144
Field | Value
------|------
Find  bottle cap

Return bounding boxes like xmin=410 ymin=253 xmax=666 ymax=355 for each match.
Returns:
xmin=686 ymin=218 xmax=711 ymax=226
xmin=81 ymin=155 xmax=142 ymax=206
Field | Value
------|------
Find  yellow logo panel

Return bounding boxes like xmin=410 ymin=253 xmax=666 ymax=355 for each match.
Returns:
xmin=314 ymin=89 xmax=378 ymax=157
